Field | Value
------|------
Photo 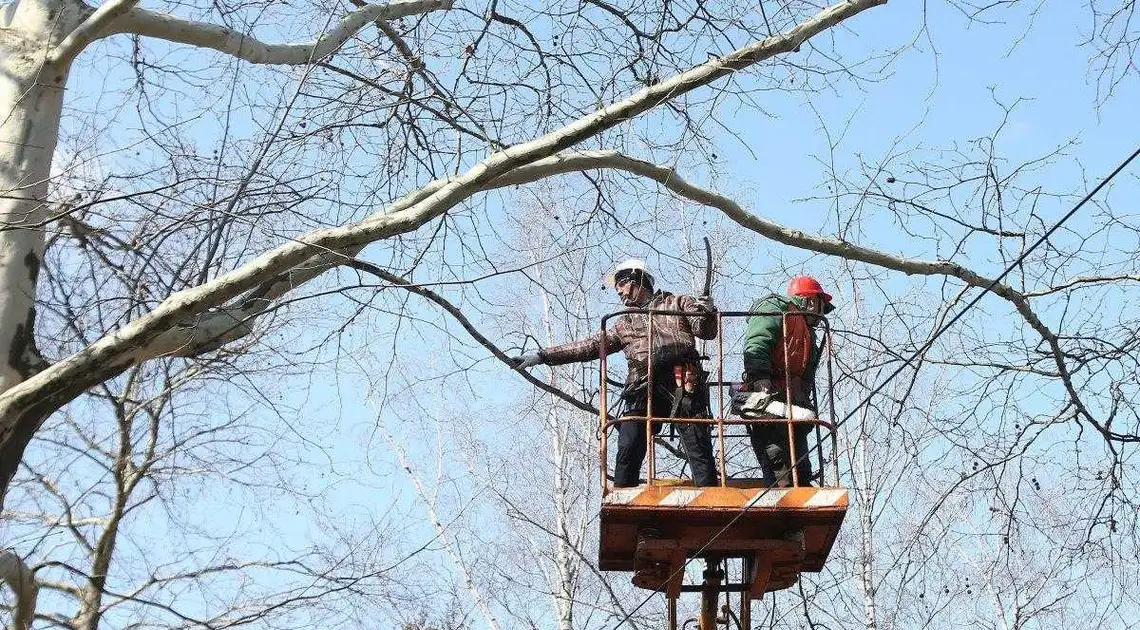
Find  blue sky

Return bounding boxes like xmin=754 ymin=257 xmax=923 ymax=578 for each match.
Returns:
xmin=16 ymin=0 xmax=1140 ymax=627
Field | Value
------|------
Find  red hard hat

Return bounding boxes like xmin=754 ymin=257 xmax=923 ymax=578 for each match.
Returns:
xmin=787 ymin=275 xmax=832 ymax=302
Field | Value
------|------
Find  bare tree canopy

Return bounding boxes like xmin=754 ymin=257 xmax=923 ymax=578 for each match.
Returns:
xmin=2 ymin=0 xmax=1140 ymax=628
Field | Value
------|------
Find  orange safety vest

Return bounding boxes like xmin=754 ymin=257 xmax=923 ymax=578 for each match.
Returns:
xmin=771 ymin=306 xmax=813 ymax=392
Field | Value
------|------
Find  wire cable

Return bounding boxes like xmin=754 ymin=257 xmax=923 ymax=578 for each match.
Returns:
xmin=833 ymin=145 xmax=1140 ymax=427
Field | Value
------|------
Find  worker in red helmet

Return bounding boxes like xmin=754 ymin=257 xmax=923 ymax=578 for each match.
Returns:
xmin=735 ymin=275 xmax=834 ymax=487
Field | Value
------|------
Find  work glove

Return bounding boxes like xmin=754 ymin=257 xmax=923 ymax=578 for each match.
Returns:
xmin=695 ymin=295 xmax=716 ymax=311
xmin=509 ymin=352 xmax=543 ymax=369
xmin=736 ymin=376 xmax=772 ymax=394
xmin=731 ymin=377 xmax=775 ymax=418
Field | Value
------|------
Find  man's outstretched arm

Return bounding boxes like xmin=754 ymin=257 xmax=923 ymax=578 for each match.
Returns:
xmin=512 ymin=328 xmax=624 ymax=368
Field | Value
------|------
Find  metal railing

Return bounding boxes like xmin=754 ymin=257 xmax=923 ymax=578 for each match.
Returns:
xmin=598 ymin=308 xmax=839 ymax=493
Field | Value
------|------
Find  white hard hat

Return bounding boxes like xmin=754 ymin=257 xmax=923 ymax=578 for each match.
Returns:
xmin=607 ymin=258 xmax=655 ymax=288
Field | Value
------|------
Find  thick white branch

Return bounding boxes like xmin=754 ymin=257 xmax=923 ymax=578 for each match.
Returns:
xmin=49 ymin=0 xmax=142 ymax=65
xmin=503 ymin=151 xmax=1103 ymax=437
xmin=141 ymin=308 xmax=254 ymax=360
xmin=0 ymin=550 xmax=38 ymax=630
xmin=101 ymin=0 xmax=451 ymax=65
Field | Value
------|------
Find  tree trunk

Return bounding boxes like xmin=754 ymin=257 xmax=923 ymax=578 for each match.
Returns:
xmin=856 ymin=426 xmax=879 ymax=630
xmin=73 ymin=400 xmax=135 ymax=630
xmin=541 ymin=286 xmax=575 ymax=630
xmin=0 ymin=0 xmax=80 ymax=510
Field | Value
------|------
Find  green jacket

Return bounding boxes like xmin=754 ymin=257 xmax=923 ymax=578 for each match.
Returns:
xmin=742 ymin=293 xmax=822 ymax=383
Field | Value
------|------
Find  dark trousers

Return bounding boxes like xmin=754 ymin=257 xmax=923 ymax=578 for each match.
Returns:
xmin=614 ymin=381 xmax=719 ymax=487
xmin=747 ymin=422 xmax=813 ymax=487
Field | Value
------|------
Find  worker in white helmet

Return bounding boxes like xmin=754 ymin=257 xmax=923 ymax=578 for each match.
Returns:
xmin=511 ymin=259 xmax=719 ymax=487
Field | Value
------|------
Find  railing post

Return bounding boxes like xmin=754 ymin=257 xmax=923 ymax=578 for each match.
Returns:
xmin=716 ymin=311 xmax=726 ymax=486
xmin=600 ymin=320 xmax=610 ymax=494
xmin=783 ymin=312 xmax=799 ymax=487
xmin=816 ymin=421 xmax=824 ymax=486
xmin=647 ymin=313 xmax=656 ymax=484
xmin=825 ymin=320 xmax=839 ymax=485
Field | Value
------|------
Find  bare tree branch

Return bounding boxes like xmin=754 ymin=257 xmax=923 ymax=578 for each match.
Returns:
xmin=343 ymin=258 xmax=598 ymax=415
xmin=529 ymin=150 xmax=1128 ymax=442
xmin=103 ymin=0 xmax=452 ymax=65
xmin=49 ymin=0 xmax=142 ymax=65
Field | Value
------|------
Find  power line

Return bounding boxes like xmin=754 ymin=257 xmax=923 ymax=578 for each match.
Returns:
xmin=606 ymin=144 xmax=1140 ymax=629
xmin=835 ymin=145 xmax=1140 ymax=427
